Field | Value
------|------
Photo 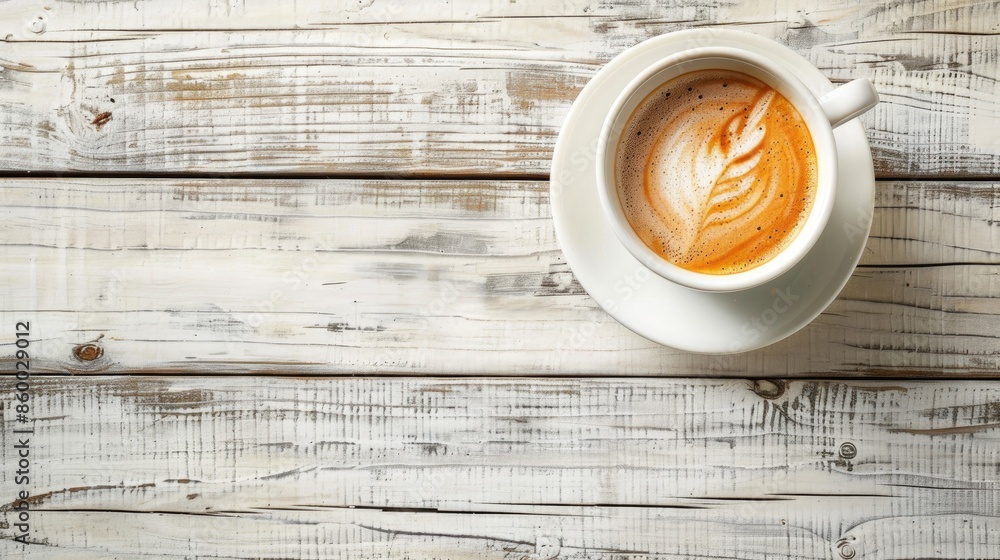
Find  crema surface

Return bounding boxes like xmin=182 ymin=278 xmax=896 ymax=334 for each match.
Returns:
xmin=616 ymin=69 xmax=817 ymax=274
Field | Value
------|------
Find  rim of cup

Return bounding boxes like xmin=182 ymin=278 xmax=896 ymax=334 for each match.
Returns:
xmin=596 ymin=47 xmax=839 ymax=293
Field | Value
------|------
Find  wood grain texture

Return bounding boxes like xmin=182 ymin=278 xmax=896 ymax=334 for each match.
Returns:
xmin=2 ymin=177 xmax=1000 ymax=376
xmin=1 ymin=376 xmax=999 ymax=558
xmin=3 ymin=2 xmax=999 ymax=558
xmin=1 ymin=0 xmax=999 ymax=176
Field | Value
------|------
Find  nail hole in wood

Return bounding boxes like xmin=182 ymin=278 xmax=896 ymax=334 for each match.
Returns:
xmin=839 ymin=442 xmax=858 ymax=459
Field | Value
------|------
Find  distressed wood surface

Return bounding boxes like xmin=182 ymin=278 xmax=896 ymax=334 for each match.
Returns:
xmin=1 ymin=0 xmax=1000 ymax=177
xmin=1 ymin=376 xmax=999 ymax=559
xmin=2 ymin=177 xmax=1000 ymax=376
xmin=3 ymin=1 xmax=1000 ymax=557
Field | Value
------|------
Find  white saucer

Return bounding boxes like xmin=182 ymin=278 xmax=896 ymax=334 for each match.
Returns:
xmin=550 ymin=29 xmax=875 ymax=353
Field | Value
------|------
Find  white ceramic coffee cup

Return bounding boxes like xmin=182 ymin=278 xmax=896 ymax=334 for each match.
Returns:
xmin=597 ymin=46 xmax=879 ymax=292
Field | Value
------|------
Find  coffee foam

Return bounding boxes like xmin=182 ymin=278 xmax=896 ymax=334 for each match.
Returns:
xmin=616 ymin=70 xmax=817 ymax=274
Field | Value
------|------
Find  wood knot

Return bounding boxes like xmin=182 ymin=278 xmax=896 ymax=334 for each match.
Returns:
xmin=750 ymin=379 xmax=786 ymax=399
xmin=73 ymin=343 xmax=104 ymax=362
xmin=91 ymin=111 xmax=112 ymax=130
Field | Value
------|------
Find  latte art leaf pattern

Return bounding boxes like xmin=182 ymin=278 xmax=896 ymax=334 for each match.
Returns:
xmin=651 ymin=90 xmax=775 ymax=250
xmin=616 ymin=70 xmax=817 ymax=274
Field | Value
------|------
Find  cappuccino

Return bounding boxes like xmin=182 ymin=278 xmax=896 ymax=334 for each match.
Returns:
xmin=615 ymin=69 xmax=817 ymax=274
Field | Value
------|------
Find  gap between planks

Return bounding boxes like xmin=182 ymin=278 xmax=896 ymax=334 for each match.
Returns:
xmin=13 ymin=372 xmax=1000 ymax=382
xmin=3 ymin=171 xmax=1000 ymax=182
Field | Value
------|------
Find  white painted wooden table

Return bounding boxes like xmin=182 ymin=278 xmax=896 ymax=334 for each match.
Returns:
xmin=2 ymin=1 xmax=1000 ymax=558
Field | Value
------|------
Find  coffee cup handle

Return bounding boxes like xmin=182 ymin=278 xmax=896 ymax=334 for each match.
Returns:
xmin=818 ymin=78 xmax=880 ymax=129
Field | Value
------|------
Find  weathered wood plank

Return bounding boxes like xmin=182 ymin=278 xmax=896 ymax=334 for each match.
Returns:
xmin=1 ymin=377 xmax=999 ymax=558
xmin=2 ymin=178 xmax=1000 ymax=375
xmin=1 ymin=0 xmax=999 ymax=176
